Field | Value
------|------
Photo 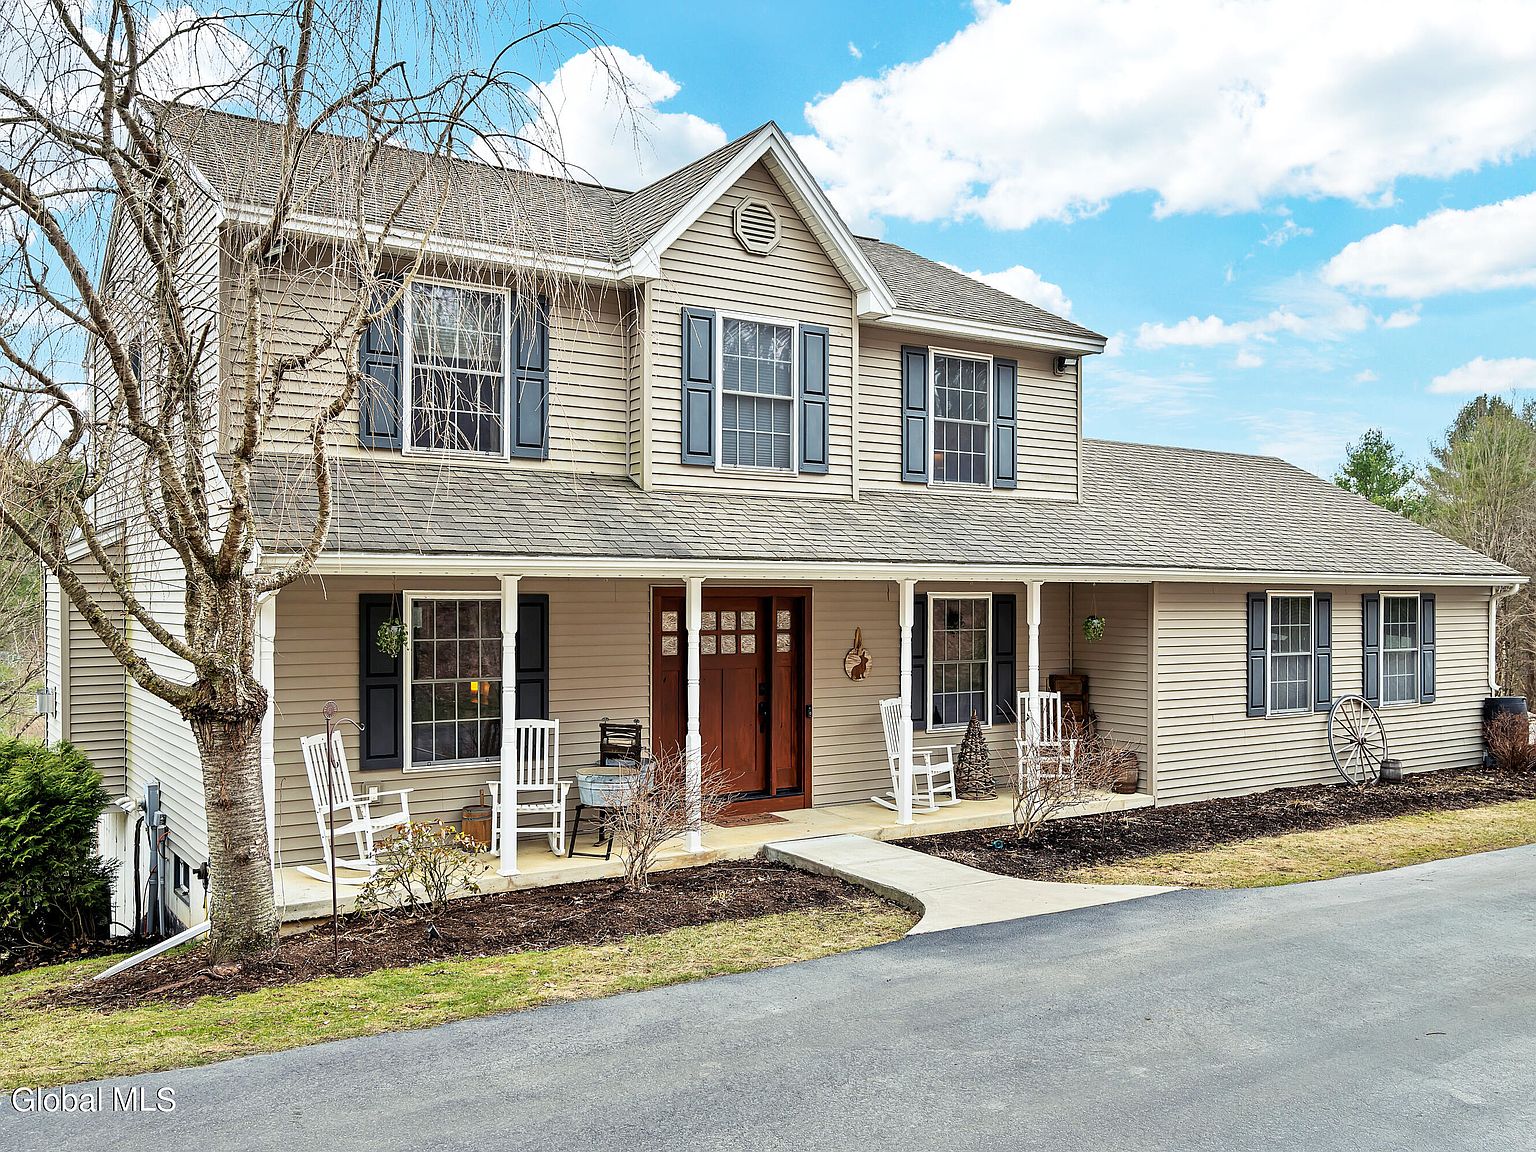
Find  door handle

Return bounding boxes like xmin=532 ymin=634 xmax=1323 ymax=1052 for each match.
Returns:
xmin=758 ymin=700 xmax=769 ymax=731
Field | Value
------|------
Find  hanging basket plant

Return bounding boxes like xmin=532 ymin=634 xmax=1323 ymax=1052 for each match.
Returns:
xmin=376 ymin=616 xmax=409 ymax=658
xmin=1082 ymin=615 xmax=1107 ymax=643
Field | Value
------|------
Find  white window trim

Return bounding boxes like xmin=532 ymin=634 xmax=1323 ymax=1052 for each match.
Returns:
xmin=714 ymin=309 xmax=800 ymax=476
xmin=1265 ymin=590 xmax=1315 ymax=718
xmin=401 ymin=277 xmax=513 ymax=460
xmin=926 ymin=346 xmax=995 ymax=491
xmin=1379 ymin=590 xmax=1422 ymax=708
xmin=925 ymin=591 xmax=992 ymax=733
xmin=402 ymin=590 xmax=505 ymax=773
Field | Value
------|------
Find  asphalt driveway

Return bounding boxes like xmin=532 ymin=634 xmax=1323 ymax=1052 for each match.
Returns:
xmin=8 ymin=846 xmax=1536 ymax=1151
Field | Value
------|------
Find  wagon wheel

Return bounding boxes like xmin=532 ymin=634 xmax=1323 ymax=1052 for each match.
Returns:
xmin=1328 ymin=695 xmax=1387 ymax=786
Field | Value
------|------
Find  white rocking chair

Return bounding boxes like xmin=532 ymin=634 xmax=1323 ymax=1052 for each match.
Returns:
xmin=487 ymin=719 xmax=571 ymax=856
xmin=1016 ymin=690 xmax=1079 ymax=787
xmin=872 ymin=697 xmax=960 ymax=814
xmin=298 ymin=729 xmax=413 ymax=884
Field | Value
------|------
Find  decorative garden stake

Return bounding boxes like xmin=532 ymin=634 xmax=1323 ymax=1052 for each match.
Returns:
xmin=1083 ymin=615 xmax=1107 ymax=643
xmin=955 ymin=710 xmax=997 ymax=800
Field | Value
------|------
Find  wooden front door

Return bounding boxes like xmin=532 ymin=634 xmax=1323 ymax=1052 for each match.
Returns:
xmin=652 ymin=589 xmax=810 ymax=812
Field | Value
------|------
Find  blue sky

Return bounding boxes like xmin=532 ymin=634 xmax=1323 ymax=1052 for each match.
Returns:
xmin=518 ymin=0 xmax=1536 ymax=476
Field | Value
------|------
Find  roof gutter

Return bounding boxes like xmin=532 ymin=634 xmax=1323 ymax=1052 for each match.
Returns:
xmin=264 ymin=551 xmax=1524 ymax=588
xmin=871 ymin=310 xmax=1107 ymax=355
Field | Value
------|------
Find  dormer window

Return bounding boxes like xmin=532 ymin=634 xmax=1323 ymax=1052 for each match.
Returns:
xmin=931 ymin=352 xmax=992 ymax=486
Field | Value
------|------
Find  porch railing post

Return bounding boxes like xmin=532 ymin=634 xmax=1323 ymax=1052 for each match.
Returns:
xmin=897 ymin=578 xmax=916 ymax=825
xmin=497 ymin=574 xmax=521 ymax=876
xmin=684 ymin=577 xmax=704 ymax=852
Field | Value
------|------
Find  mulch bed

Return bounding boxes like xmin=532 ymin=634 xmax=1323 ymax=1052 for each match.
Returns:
xmin=43 ymin=860 xmax=885 ymax=1011
xmin=906 ymin=766 xmax=1536 ymax=881
xmin=1 ymin=937 xmax=140 ymax=979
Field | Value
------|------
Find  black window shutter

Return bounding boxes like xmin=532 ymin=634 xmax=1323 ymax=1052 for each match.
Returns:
xmin=680 ymin=307 xmax=716 ymax=465
xmin=1362 ymin=593 xmax=1380 ymax=706
xmin=511 ymin=297 xmax=550 ymax=460
xmin=911 ymin=595 xmax=928 ymax=730
xmin=1246 ymin=592 xmax=1267 ymax=717
xmin=1420 ymin=593 xmax=1436 ymax=703
xmin=993 ymin=358 xmax=1018 ymax=489
xmin=515 ymin=594 xmax=550 ymax=720
xmin=992 ymin=593 xmax=1017 ymax=724
xmin=358 ymin=279 xmax=403 ymax=449
xmin=358 ymin=594 xmax=403 ymax=769
xmin=1313 ymin=592 xmax=1333 ymax=711
xmin=900 ymin=345 xmax=929 ymax=483
xmin=798 ymin=324 xmax=830 ymax=474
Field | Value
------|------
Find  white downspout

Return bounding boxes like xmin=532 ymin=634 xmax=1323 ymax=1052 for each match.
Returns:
xmin=1490 ymin=584 xmax=1518 ymax=695
xmin=897 ymin=578 xmax=916 ymax=825
xmin=254 ymin=591 xmax=278 ymax=867
xmin=684 ymin=576 xmax=704 ymax=852
xmin=497 ymin=574 xmax=521 ymax=876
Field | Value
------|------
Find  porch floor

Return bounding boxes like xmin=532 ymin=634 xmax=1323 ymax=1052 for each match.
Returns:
xmin=274 ymin=790 xmax=1154 ymax=924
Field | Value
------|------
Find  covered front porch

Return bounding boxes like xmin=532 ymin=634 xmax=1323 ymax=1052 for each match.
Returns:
xmin=272 ymin=786 xmax=1152 ymax=922
xmin=255 ymin=561 xmax=1156 ymax=899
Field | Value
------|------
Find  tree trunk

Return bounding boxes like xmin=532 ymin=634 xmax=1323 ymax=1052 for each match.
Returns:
xmin=188 ymin=696 xmax=279 ymax=963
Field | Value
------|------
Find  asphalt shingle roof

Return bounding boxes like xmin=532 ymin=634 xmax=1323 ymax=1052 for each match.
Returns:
xmin=159 ymin=106 xmax=1091 ymax=341
xmin=246 ymin=441 xmax=1516 ymax=580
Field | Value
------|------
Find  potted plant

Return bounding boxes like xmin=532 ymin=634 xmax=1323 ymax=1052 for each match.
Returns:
xmin=1083 ymin=615 xmax=1107 ymax=643
xmin=376 ymin=615 xmax=408 ymax=658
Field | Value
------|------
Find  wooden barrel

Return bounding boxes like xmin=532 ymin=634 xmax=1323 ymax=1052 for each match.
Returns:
xmin=460 ymin=804 xmax=493 ymax=849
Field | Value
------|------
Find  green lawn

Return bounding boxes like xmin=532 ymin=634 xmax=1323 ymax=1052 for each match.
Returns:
xmin=1 ymin=900 xmax=913 ymax=1089
xmin=1067 ymin=798 xmax=1536 ymax=889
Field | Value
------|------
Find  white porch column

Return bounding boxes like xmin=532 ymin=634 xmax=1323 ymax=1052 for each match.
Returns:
xmin=254 ymin=592 xmax=278 ymax=866
xmin=496 ymin=574 xmax=521 ymax=876
xmin=1027 ymin=580 xmax=1043 ymax=730
xmin=897 ymin=578 xmax=917 ymax=825
xmin=684 ymin=577 xmax=704 ymax=853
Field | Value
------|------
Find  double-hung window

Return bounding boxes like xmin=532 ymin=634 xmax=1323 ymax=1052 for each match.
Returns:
xmin=408 ymin=282 xmax=507 ymax=455
xmin=407 ymin=595 xmax=503 ymax=767
xmin=1381 ymin=594 xmax=1420 ymax=705
xmin=1267 ymin=593 xmax=1313 ymax=715
xmin=928 ymin=594 xmax=990 ymax=729
xmin=931 ymin=353 xmax=991 ymax=486
xmin=720 ymin=316 xmax=794 ymax=471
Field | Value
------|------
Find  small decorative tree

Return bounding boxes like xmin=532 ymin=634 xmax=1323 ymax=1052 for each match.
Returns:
xmin=607 ymin=745 xmax=730 ymax=892
xmin=954 ymin=711 xmax=997 ymax=800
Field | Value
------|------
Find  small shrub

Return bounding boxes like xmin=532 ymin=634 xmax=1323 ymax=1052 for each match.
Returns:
xmin=355 ymin=820 xmax=481 ymax=920
xmin=1012 ymin=719 xmax=1128 ymax=842
xmin=0 ymin=739 xmax=114 ymax=949
xmin=607 ymin=744 xmax=730 ymax=892
xmin=1486 ymin=711 xmax=1536 ymax=772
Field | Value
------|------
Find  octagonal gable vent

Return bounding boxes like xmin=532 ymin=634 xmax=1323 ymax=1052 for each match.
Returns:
xmin=733 ymin=198 xmax=781 ymax=255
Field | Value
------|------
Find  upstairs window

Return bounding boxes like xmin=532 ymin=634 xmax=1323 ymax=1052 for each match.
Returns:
xmin=1381 ymin=594 xmax=1420 ymax=705
xmin=408 ymin=282 xmax=507 ymax=455
xmin=720 ymin=316 xmax=794 ymax=471
xmin=1267 ymin=593 xmax=1313 ymax=715
xmin=931 ymin=352 xmax=991 ymax=486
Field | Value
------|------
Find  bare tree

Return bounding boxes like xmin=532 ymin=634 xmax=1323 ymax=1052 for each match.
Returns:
xmin=0 ymin=2 xmax=623 ymax=963
xmin=606 ymin=745 xmax=731 ymax=893
xmin=1011 ymin=719 xmax=1128 ymax=842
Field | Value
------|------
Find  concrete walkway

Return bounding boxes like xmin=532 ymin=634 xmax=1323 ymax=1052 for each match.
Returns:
xmin=764 ymin=832 xmax=1174 ymax=932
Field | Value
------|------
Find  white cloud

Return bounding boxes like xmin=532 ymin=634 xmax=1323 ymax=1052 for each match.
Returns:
xmin=1380 ymin=306 xmax=1420 ymax=329
xmin=848 ymin=42 xmax=863 ymax=60
xmin=1428 ymin=356 xmax=1536 ymax=394
xmin=1323 ymin=191 xmax=1536 ymax=297
xmin=1235 ymin=348 xmax=1264 ymax=368
xmin=1261 ymin=218 xmax=1312 ymax=247
xmin=1137 ymin=279 xmax=1374 ymax=352
xmin=1091 ymin=369 xmax=1213 ymax=420
xmin=1354 ymin=369 xmax=1380 ymax=383
xmin=1240 ymin=410 xmax=1356 ymax=477
xmin=516 ymin=47 xmax=726 ymax=188
xmin=794 ymin=1 xmax=1536 ymax=229
xmin=1102 ymin=333 xmax=1126 ymax=358
xmin=967 ymin=265 xmax=1073 ymax=317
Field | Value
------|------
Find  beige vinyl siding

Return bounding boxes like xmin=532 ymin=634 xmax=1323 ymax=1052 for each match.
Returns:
xmin=224 ymin=250 xmax=632 ymax=476
xmin=63 ymin=553 xmax=127 ymax=793
xmin=1067 ymin=583 xmax=1150 ymax=761
xmin=270 ymin=575 xmax=650 ymax=866
xmin=1152 ymin=583 xmax=1488 ymax=805
xmin=649 ymin=162 xmax=854 ymax=494
xmin=857 ymin=326 xmax=1081 ymax=499
xmin=808 ymin=580 xmax=1072 ymax=805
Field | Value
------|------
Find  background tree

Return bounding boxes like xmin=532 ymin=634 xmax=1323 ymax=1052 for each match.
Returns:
xmin=1334 ymin=428 xmax=1423 ymax=517
xmin=1417 ymin=395 xmax=1536 ymax=698
xmin=0 ymin=2 xmax=618 ymax=963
